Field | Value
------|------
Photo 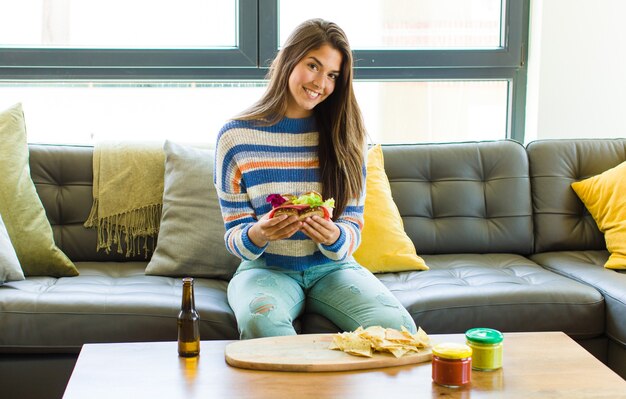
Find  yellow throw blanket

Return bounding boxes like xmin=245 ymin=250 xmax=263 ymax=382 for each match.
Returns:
xmin=84 ymin=141 xmax=165 ymax=257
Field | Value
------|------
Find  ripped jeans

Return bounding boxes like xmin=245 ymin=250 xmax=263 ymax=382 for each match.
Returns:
xmin=227 ymin=257 xmax=417 ymax=339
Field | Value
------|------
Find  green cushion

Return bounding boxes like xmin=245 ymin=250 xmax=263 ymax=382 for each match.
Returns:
xmin=0 ymin=103 xmax=78 ymax=277
xmin=0 ymin=212 xmax=24 ymax=284
xmin=145 ymin=140 xmax=240 ymax=280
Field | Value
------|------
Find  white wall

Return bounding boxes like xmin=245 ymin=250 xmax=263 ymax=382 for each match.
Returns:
xmin=525 ymin=0 xmax=626 ymax=143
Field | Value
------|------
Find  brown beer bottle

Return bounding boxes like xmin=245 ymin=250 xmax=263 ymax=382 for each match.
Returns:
xmin=178 ymin=277 xmax=200 ymax=357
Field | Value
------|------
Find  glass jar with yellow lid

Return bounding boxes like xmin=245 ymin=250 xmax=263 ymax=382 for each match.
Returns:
xmin=465 ymin=328 xmax=504 ymax=371
xmin=431 ymin=342 xmax=472 ymax=388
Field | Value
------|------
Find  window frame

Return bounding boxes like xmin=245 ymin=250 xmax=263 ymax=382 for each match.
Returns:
xmin=0 ymin=0 xmax=260 ymax=78
xmin=0 ymin=0 xmax=529 ymax=141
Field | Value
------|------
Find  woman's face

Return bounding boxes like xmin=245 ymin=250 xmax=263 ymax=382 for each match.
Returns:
xmin=286 ymin=44 xmax=343 ymax=119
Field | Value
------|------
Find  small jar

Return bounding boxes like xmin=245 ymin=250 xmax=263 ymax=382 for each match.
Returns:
xmin=431 ymin=342 xmax=472 ymax=388
xmin=465 ymin=328 xmax=503 ymax=371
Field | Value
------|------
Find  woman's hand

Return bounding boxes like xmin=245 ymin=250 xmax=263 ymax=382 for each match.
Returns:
xmin=248 ymin=213 xmax=301 ymax=247
xmin=300 ymin=215 xmax=340 ymax=246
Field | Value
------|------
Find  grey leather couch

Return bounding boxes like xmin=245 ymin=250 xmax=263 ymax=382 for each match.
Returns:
xmin=1 ymin=139 xmax=625 ymax=398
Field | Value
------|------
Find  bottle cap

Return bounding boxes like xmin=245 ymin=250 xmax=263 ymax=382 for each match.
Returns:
xmin=432 ymin=342 xmax=472 ymax=359
xmin=465 ymin=328 xmax=504 ymax=344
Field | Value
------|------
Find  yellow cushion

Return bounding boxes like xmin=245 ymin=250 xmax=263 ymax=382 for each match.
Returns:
xmin=354 ymin=145 xmax=428 ymax=273
xmin=0 ymin=103 xmax=78 ymax=277
xmin=571 ymin=160 xmax=626 ymax=270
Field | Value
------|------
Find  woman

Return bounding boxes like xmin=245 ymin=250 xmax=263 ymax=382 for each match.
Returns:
xmin=215 ymin=18 xmax=416 ymax=339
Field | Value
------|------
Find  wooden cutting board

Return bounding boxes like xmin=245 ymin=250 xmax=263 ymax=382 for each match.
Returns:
xmin=224 ymin=333 xmax=432 ymax=372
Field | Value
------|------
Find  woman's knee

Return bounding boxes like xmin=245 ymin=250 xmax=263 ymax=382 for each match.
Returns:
xmin=368 ymin=291 xmax=417 ymax=332
xmin=237 ymin=293 xmax=297 ymax=339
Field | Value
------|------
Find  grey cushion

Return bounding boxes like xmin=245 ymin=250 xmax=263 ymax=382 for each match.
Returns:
xmin=0 ymin=213 xmax=24 ymax=284
xmin=0 ymin=262 xmax=237 ymax=350
xmin=145 ymin=141 xmax=240 ymax=280
xmin=379 ymin=253 xmax=605 ymax=339
xmin=531 ymin=251 xmax=626 ymax=346
xmin=527 ymin=138 xmax=626 ymax=252
xmin=382 ymin=140 xmax=533 ymax=255
xmin=302 ymin=253 xmax=604 ymax=340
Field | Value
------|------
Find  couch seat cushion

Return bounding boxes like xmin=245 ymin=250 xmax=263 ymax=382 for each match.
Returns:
xmin=375 ymin=254 xmax=604 ymax=339
xmin=0 ymin=262 xmax=237 ymax=352
xmin=531 ymin=250 xmax=626 ymax=346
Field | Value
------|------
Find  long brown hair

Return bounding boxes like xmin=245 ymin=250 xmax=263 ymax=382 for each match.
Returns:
xmin=236 ymin=19 xmax=366 ymax=219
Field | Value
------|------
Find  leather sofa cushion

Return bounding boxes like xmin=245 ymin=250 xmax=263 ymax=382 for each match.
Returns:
xmin=531 ymin=251 xmax=626 ymax=346
xmin=379 ymin=254 xmax=604 ymax=339
xmin=31 ymin=140 xmax=533 ymax=260
xmin=382 ymin=140 xmax=533 ymax=255
xmin=302 ymin=254 xmax=604 ymax=340
xmin=0 ymin=262 xmax=238 ymax=351
xmin=527 ymin=138 xmax=626 ymax=253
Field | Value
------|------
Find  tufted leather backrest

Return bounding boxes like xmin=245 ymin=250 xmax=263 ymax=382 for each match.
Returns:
xmin=527 ymin=138 xmax=626 ymax=253
xmin=28 ymin=144 xmax=146 ymax=262
xmin=34 ymin=139 xmax=620 ymax=261
xmin=382 ymin=140 xmax=533 ymax=255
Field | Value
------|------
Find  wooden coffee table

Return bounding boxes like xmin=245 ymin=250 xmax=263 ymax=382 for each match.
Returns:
xmin=62 ymin=332 xmax=626 ymax=399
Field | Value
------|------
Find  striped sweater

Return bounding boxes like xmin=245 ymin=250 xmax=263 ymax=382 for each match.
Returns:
xmin=214 ymin=116 xmax=365 ymax=271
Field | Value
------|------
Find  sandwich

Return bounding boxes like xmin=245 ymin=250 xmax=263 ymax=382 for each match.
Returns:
xmin=267 ymin=191 xmax=335 ymax=221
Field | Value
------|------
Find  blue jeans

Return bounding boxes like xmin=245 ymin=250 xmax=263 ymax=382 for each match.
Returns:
xmin=227 ymin=257 xmax=417 ymax=339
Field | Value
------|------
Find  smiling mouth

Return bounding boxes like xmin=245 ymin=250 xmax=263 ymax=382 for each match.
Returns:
xmin=304 ymin=87 xmax=321 ymax=99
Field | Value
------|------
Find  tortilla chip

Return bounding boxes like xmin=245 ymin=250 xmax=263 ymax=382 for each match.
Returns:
xmin=331 ymin=331 xmax=373 ymax=357
xmin=330 ymin=326 xmax=431 ymax=358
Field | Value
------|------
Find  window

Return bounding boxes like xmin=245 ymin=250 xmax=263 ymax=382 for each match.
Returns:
xmin=0 ymin=81 xmax=266 ymax=144
xmin=357 ymin=81 xmax=508 ymax=144
xmin=0 ymin=0 xmax=257 ymax=72
xmin=0 ymin=0 xmax=237 ymax=48
xmin=0 ymin=0 xmax=528 ymax=144
xmin=280 ymin=0 xmax=503 ymax=50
